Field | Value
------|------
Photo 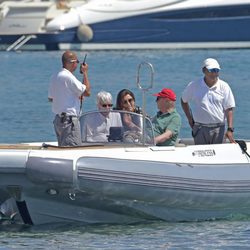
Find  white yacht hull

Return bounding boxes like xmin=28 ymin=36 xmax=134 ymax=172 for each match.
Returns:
xmin=2 ymin=0 xmax=250 ymax=50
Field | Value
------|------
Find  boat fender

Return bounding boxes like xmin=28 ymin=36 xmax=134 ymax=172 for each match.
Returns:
xmin=236 ymin=140 xmax=250 ymax=158
xmin=76 ymin=24 xmax=93 ymax=42
xmin=26 ymin=157 xmax=74 ymax=185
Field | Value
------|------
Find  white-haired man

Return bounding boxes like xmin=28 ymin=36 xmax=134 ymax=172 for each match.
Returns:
xmin=82 ymin=91 xmax=122 ymax=142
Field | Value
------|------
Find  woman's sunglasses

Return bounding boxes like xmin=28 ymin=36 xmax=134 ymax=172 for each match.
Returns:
xmin=123 ymin=98 xmax=134 ymax=105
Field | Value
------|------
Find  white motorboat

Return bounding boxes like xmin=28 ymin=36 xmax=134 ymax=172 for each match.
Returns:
xmin=2 ymin=0 xmax=250 ymax=50
xmin=1 ymin=63 xmax=250 ymax=225
xmin=1 ymin=110 xmax=250 ymax=225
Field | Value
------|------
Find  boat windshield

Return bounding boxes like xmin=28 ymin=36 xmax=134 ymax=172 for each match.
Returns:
xmin=79 ymin=110 xmax=155 ymax=146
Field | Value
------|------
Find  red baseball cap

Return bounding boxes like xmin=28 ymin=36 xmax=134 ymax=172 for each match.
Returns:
xmin=153 ymin=88 xmax=176 ymax=101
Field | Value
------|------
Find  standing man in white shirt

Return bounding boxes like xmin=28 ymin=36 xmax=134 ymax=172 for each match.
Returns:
xmin=48 ymin=50 xmax=91 ymax=146
xmin=181 ymin=58 xmax=235 ymax=145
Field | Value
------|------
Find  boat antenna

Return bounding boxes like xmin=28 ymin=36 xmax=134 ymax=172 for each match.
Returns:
xmin=136 ymin=62 xmax=154 ymax=145
xmin=79 ymin=54 xmax=87 ymax=116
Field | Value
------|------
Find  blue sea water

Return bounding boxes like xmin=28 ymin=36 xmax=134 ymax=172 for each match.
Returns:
xmin=1 ymin=49 xmax=250 ymax=249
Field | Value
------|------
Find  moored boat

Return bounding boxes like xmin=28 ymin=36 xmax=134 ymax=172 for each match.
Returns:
xmin=2 ymin=0 xmax=250 ymax=50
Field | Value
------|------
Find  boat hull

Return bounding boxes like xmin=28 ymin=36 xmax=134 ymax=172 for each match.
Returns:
xmin=82 ymin=6 xmax=250 ymax=44
xmin=1 ymin=141 xmax=250 ymax=225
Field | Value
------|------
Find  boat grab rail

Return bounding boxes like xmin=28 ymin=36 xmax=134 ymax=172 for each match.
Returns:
xmin=137 ymin=62 xmax=154 ymax=91
xmin=136 ymin=62 xmax=154 ymax=145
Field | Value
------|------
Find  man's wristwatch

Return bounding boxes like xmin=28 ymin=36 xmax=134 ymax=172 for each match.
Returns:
xmin=227 ymin=127 xmax=234 ymax=132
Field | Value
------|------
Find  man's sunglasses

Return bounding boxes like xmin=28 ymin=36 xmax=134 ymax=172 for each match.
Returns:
xmin=102 ymin=104 xmax=113 ymax=108
xmin=207 ymin=68 xmax=220 ymax=73
xmin=69 ymin=59 xmax=79 ymax=63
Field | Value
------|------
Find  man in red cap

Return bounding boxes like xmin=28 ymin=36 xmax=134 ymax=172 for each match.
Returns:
xmin=152 ymin=88 xmax=181 ymax=146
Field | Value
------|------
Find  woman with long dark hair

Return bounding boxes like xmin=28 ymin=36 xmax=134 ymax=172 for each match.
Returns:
xmin=115 ymin=89 xmax=142 ymax=131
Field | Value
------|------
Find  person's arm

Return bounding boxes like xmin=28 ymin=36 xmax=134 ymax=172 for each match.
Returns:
xmin=181 ymin=98 xmax=194 ymax=128
xmin=48 ymin=77 xmax=54 ymax=102
xmin=154 ymin=114 xmax=181 ymax=145
xmin=123 ymin=113 xmax=140 ymax=131
xmin=225 ymin=108 xmax=235 ymax=143
xmin=80 ymin=63 xmax=91 ymax=97
xmin=154 ymin=129 xmax=173 ymax=145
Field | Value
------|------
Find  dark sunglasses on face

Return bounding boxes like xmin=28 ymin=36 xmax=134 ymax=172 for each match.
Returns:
xmin=156 ymin=97 xmax=170 ymax=102
xmin=156 ymin=97 xmax=162 ymax=102
xmin=207 ymin=68 xmax=220 ymax=73
xmin=123 ymin=98 xmax=134 ymax=105
xmin=69 ymin=59 xmax=79 ymax=63
xmin=102 ymin=104 xmax=113 ymax=108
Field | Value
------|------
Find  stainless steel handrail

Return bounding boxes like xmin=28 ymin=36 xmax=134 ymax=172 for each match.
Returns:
xmin=136 ymin=62 xmax=154 ymax=145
